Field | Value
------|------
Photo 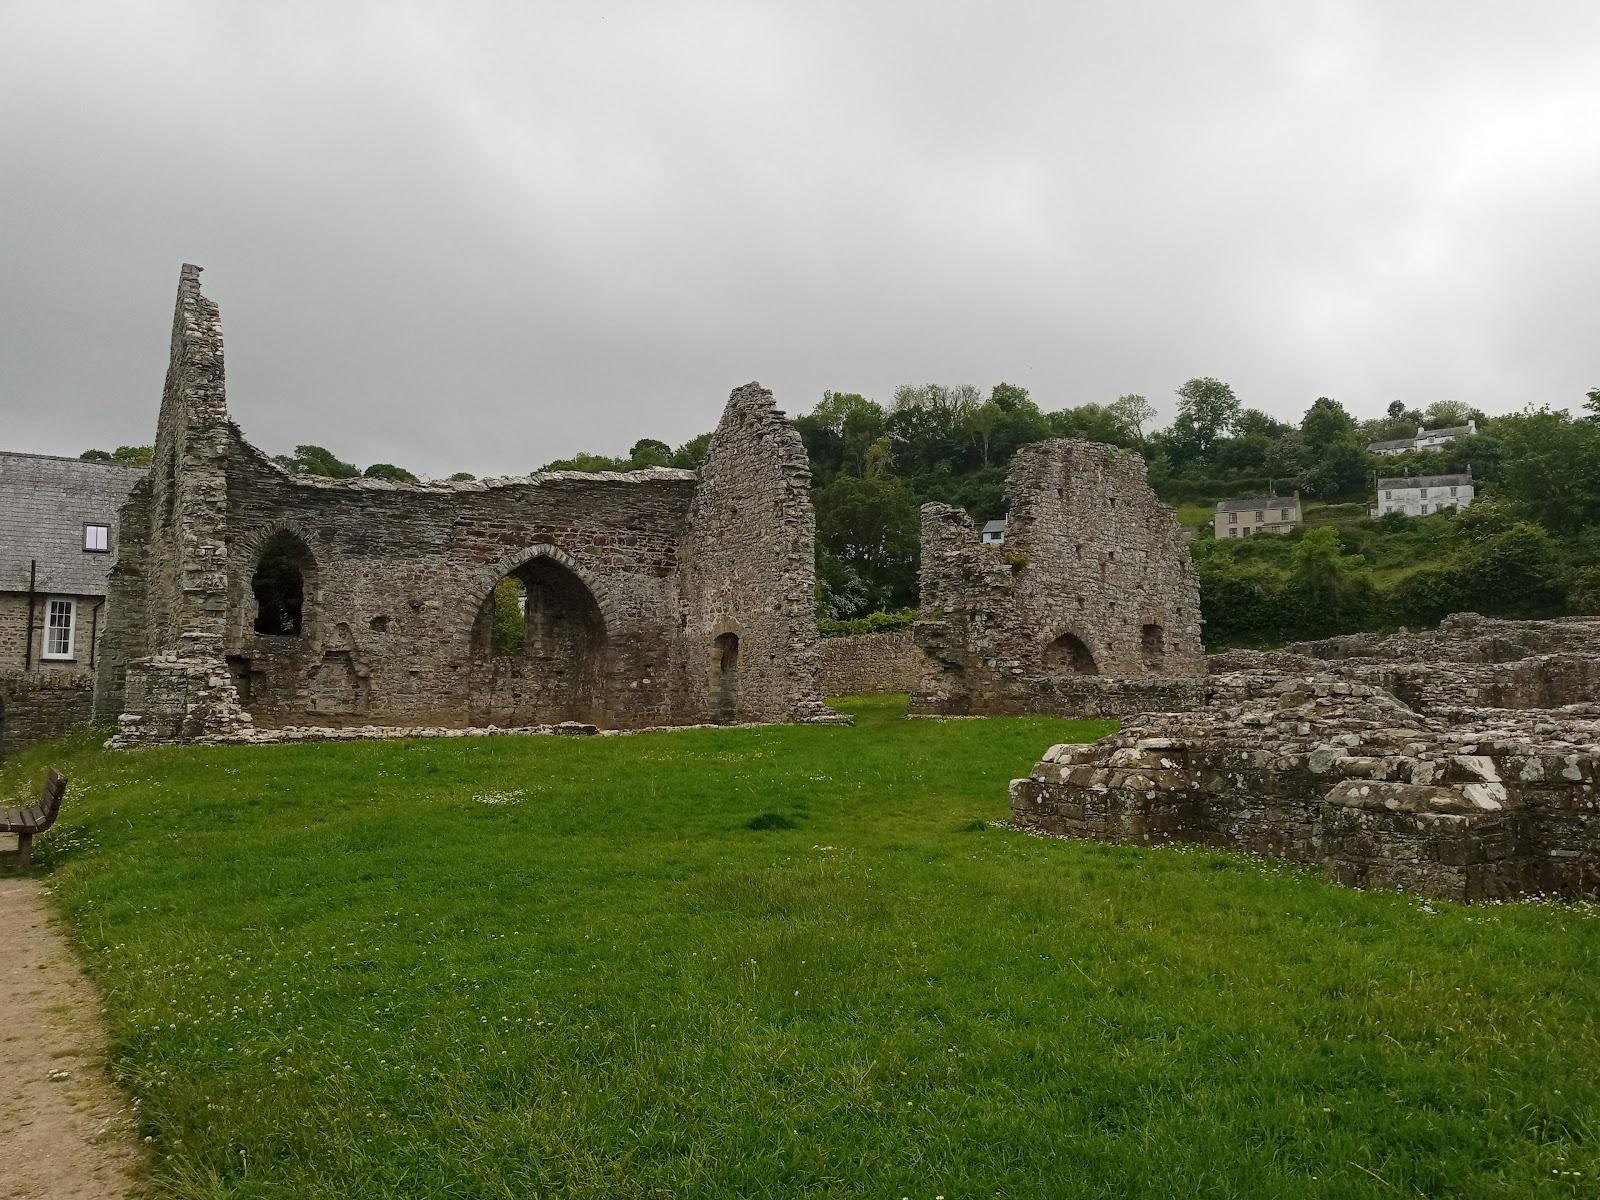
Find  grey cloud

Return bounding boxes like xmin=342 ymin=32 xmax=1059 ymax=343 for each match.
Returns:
xmin=2 ymin=1 xmax=1597 ymax=476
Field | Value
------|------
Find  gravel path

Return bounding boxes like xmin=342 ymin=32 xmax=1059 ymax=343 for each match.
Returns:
xmin=0 ymin=868 xmax=146 ymax=1199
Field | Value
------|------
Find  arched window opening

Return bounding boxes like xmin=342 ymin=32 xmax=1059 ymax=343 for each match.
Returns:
xmin=490 ymin=577 xmax=528 ymax=656
xmin=469 ymin=553 xmax=607 ymax=725
xmin=1141 ymin=623 xmax=1166 ymax=670
xmin=252 ymin=533 xmax=312 ymax=636
xmin=1043 ymin=631 xmax=1098 ymax=676
xmin=712 ymin=632 xmax=740 ymax=723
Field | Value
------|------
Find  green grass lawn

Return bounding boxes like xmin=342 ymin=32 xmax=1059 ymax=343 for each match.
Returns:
xmin=7 ymin=696 xmax=1600 ymax=1199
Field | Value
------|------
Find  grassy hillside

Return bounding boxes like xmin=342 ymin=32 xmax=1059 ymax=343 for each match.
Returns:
xmin=7 ymin=701 xmax=1600 ymax=1198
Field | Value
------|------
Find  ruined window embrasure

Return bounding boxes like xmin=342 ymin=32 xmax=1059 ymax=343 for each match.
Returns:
xmin=1043 ymin=631 xmax=1098 ymax=676
xmin=252 ymin=534 xmax=309 ymax=636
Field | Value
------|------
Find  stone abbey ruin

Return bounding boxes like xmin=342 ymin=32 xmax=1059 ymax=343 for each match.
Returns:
xmin=1013 ymin=615 xmax=1600 ymax=901
xmin=96 ymin=265 xmax=837 ymax=744
xmin=912 ymin=439 xmax=1206 ymax=717
xmin=60 ymin=264 xmax=1600 ymax=900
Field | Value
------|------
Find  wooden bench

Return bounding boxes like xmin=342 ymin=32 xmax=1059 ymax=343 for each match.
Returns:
xmin=2 ymin=769 xmax=67 ymax=868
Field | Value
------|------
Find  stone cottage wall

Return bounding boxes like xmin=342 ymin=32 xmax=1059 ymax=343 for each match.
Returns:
xmin=913 ymin=439 xmax=1204 ymax=716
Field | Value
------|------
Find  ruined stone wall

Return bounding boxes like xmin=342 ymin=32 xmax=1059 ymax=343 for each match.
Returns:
xmin=0 ymin=669 xmax=96 ymax=759
xmin=913 ymin=440 xmax=1203 ymax=716
xmin=1011 ymin=672 xmax=1600 ymax=901
xmin=102 ymin=270 xmax=834 ymax=743
xmin=217 ymin=440 xmax=698 ymax=730
xmin=676 ymin=383 xmax=836 ymax=725
xmin=1214 ymin=616 xmax=1600 ymax=713
xmin=817 ymin=631 xmax=931 ymax=696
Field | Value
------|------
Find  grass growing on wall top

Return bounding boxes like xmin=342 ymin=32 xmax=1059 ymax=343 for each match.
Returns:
xmin=8 ymin=697 xmax=1600 ymax=1198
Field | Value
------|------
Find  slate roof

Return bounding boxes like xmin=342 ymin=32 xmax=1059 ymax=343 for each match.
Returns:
xmin=1214 ymin=495 xmax=1299 ymax=513
xmin=0 ymin=451 xmax=144 ymax=595
xmin=1367 ymin=423 xmax=1474 ymax=452
xmin=981 ymin=518 xmax=1008 ymax=536
xmin=1376 ymin=473 xmax=1475 ymax=490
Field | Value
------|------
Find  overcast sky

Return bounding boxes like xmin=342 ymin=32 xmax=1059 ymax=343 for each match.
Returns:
xmin=2 ymin=2 xmax=1597 ymax=477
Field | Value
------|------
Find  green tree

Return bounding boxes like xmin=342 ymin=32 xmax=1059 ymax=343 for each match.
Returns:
xmin=1494 ymin=408 xmax=1600 ymax=532
xmin=1423 ymin=399 xmax=1478 ymax=428
xmin=1584 ymin=387 xmax=1600 ymax=422
xmin=628 ymin=439 xmax=672 ymax=468
xmin=81 ymin=445 xmax=154 ymax=464
xmin=1297 ymin=438 xmax=1369 ymax=500
xmin=363 ymin=463 xmax=418 ymax=483
xmin=1168 ymin=377 xmax=1240 ymax=461
xmin=276 ymin=445 xmax=360 ymax=478
xmin=1109 ymin=394 xmax=1157 ymax=445
xmin=1300 ymin=397 xmax=1358 ymax=453
xmin=448 ymin=471 xmax=477 ymax=481
xmin=813 ymin=474 xmax=921 ymax=612
xmin=671 ymin=432 xmax=714 ymax=470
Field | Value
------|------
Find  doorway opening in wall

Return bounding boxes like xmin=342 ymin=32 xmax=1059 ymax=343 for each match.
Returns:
xmin=470 ymin=555 xmax=607 ymax=726
xmin=1043 ymin=631 xmax=1099 ymax=676
xmin=712 ymin=632 xmax=740 ymax=724
xmin=252 ymin=532 xmax=313 ymax=636
xmin=1141 ymin=623 xmax=1166 ymax=671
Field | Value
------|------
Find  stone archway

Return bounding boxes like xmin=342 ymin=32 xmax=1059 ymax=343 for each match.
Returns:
xmin=468 ymin=549 xmax=608 ymax=726
xmin=1043 ymin=631 xmax=1099 ymax=676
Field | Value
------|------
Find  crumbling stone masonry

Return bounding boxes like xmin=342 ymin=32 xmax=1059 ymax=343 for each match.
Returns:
xmin=1011 ymin=670 xmax=1600 ymax=902
xmin=911 ymin=439 xmax=1206 ymax=717
xmin=1210 ymin=614 xmax=1600 ymax=714
xmin=817 ymin=631 xmax=932 ymax=696
xmin=97 ymin=265 xmax=839 ymax=746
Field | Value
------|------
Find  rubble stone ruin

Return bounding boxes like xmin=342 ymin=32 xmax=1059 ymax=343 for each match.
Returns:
xmin=912 ymin=439 xmax=1206 ymax=717
xmin=1013 ymin=615 xmax=1600 ymax=901
xmin=96 ymin=265 xmax=839 ymax=745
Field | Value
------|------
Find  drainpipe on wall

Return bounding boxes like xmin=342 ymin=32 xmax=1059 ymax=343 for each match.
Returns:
xmin=23 ymin=559 xmax=36 ymax=670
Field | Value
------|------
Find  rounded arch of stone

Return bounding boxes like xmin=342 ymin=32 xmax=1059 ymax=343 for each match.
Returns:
xmin=458 ymin=543 xmax=616 ymax=645
xmin=234 ymin=519 xmax=321 ymax=571
xmin=1042 ymin=629 xmax=1100 ymax=676
xmin=235 ymin=520 xmax=321 ymax=639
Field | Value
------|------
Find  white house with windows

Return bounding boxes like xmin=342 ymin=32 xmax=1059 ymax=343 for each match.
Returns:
xmin=0 ymin=451 xmax=142 ymax=674
xmin=1372 ymin=472 xmax=1475 ymax=518
xmin=980 ymin=518 xmax=1008 ymax=545
xmin=1213 ymin=492 xmax=1303 ymax=538
xmin=1367 ymin=419 xmax=1477 ymax=456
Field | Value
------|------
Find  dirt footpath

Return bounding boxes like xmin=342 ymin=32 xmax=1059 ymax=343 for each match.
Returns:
xmin=0 ymin=868 xmax=146 ymax=1199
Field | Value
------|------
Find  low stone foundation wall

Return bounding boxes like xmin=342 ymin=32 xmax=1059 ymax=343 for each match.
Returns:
xmin=818 ymin=631 xmax=930 ymax=696
xmin=0 ymin=669 xmax=96 ymax=758
xmin=910 ymin=674 xmax=1207 ymax=718
xmin=1010 ymin=673 xmax=1600 ymax=901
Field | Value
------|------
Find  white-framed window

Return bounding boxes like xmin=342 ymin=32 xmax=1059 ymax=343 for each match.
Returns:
xmin=1384 ymin=490 xmax=1392 ymax=499
xmin=1228 ymin=527 xmax=1238 ymax=537
xmin=1254 ymin=510 xmax=1264 ymax=521
xmin=1280 ymin=508 xmax=1290 ymax=520
xmin=1419 ymin=487 xmax=1428 ymax=497
xmin=1420 ymin=504 xmax=1428 ymax=514
xmin=84 ymin=523 xmax=110 ymax=552
xmin=1450 ymin=486 xmax=1458 ymax=497
xmin=44 ymin=597 xmax=76 ymax=660
xmin=1227 ymin=512 xmax=1237 ymax=524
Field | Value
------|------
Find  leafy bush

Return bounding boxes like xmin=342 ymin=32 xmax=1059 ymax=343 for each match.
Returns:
xmin=817 ymin=608 xmax=919 ymax=638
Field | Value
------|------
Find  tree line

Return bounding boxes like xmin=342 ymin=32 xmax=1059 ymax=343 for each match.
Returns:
xmin=82 ymin=383 xmax=1600 ymax=647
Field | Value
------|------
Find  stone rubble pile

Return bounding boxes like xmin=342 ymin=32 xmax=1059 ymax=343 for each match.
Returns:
xmin=1012 ymin=666 xmax=1600 ymax=901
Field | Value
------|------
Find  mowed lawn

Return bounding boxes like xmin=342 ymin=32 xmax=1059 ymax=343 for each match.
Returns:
xmin=7 ymin=696 xmax=1600 ymax=1199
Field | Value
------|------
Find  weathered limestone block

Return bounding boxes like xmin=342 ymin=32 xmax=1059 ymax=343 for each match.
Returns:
xmin=1011 ymin=671 xmax=1600 ymax=901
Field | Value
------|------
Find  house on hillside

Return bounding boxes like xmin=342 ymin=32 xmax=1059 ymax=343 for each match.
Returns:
xmin=1213 ymin=492 xmax=1302 ymax=538
xmin=0 ymin=451 xmax=143 ymax=756
xmin=1372 ymin=473 xmax=1475 ymax=518
xmin=980 ymin=518 xmax=1007 ymax=545
xmin=1367 ymin=419 xmax=1477 ymax=456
